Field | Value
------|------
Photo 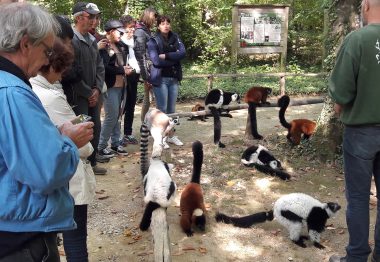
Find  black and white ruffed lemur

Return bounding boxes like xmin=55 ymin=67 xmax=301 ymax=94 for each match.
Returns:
xmin=216 ymin=193 xmax=341 ymax=249
xmin=241 ymin=144 xmax=290 ymax=180
xmin=205 ymin=89 xmax=240 ymax=148
xmin=244 ymin=86 xmax=272 ymax=140
xmin=139 ymin=128 xmax=176 ymax=231
xmin=180 ymin=141 xmax=206 ymax=236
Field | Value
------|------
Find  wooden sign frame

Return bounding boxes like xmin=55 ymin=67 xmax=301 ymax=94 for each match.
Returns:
xmin=232 ymin=4 xmax=290 ymax=71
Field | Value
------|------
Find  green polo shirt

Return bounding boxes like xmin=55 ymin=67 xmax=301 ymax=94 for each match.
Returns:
xmin=329 ymin=24 xmax=380 ymax=125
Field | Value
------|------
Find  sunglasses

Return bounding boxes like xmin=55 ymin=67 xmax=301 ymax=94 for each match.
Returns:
xmin=40 ymin=40 xmax=53 ymax=59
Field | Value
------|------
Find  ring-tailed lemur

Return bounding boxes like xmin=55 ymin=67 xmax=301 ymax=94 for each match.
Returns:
xmin=216 ymin=193 xmax=341 ymax=248
xmin=140 ymin=109 xmax=179 ymax=168
xmin=241 ymin=145 xmax=290 ymax=180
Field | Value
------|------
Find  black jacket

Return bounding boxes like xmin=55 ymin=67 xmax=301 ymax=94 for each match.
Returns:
xmin=99 ymin=42 xmax=128 ymax=89
xmin=133 ymin=22 xmax=152 ymax=81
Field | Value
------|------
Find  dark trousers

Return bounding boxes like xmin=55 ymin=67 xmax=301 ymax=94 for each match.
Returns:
xmin=73 ymin=96 xmax=102 ymax=167
xmin=123 ymin=73 xmax=139 ymax=136
xmin=343 ymin=126 xmax=380 ymax=262
xmin=0 ymin=233 xmax=59 ymax=262
xmin=63 ymin=205 xmax=88 ymax=262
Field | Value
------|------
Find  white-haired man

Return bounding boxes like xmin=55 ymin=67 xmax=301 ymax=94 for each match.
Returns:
xmin=0 ymin=2 xmax=94 ymax=261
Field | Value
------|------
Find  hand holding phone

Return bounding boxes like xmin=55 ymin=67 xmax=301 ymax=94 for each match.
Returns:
xmin=71 ymin=114 xmax=92 ymax=125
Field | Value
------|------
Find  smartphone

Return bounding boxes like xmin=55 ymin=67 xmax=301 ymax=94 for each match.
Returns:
xmin=71 ymin=114 xmax=92 ymax=124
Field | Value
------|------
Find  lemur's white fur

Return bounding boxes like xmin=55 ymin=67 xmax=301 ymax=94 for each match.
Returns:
xmin=241 ymin=145 xmax=279 ymax=169
xmin=143 ymin=109 xmax=179 ymax=158
xmin=241 ymin=144 xmax=267 ymax=165
xmin=274 ymin=193 xmax=333 ymax=243
xmin=143 ymin=159 xmax=176 ymax=207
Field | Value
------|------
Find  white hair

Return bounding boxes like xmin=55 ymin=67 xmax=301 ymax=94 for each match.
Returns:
xmin=0 ymin=2 xmax=60 ymax=53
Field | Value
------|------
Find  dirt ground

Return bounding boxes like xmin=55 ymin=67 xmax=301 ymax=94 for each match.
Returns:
xmin=61 ymin=98 xmax=378 ymax=262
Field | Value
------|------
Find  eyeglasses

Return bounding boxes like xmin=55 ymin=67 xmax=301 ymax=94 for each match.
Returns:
xmin=39 ymin=40 xmax=53 ymax=59
xmin=82 ymin=13 xmax=97 ymax=20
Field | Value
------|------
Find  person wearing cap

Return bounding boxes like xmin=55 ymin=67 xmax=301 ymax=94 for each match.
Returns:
xmin=98 ymin=20 xmax=133 ymax=158
xmin=70 ymin=2 xmax=106 ymax=176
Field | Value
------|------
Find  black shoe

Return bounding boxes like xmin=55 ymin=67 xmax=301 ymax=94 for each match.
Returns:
xmin=98 ymin=148 xmax=115 ymax=158
xmin=92 ymin=165 xmax=107 ymax=175
xmin=96 ymin=153 xmax=110 ymax=163
xmin=111 ymin=146 xmax=128 ymax=156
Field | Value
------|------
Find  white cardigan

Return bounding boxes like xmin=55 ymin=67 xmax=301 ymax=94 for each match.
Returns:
xmin=30 ymin=74 xmax=96 ymax=205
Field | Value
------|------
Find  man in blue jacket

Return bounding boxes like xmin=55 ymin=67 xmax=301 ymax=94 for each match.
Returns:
xmin=0 ymin=3 xmax=94 ymax=261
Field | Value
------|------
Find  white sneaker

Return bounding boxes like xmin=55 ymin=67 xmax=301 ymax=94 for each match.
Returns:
xmin=166 ymin=136 xmax=183 ymax=146
xmin=163 ymin=138 xmax=170 ymax=149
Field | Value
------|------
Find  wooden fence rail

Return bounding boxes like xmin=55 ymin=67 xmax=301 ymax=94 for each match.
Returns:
xmin=182 ymin=72 xmax=328 ymax=95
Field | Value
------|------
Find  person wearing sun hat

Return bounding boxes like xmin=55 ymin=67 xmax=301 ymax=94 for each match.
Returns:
xmin=98 ymin=19 xmax=134 ymax=158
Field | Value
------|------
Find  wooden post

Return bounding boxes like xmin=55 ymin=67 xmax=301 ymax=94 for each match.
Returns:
xmin=207 ymin=74 xmax=214 ymax=93
xmin=151 ymin=208 xmax=171 ymax=262
xmin=231 ymin=5 xmax=239 ymax=74
xmin=279 ymin=75 xmax=286 ymax=96
xmin=280 ymin=6 xmax=289 ymax=73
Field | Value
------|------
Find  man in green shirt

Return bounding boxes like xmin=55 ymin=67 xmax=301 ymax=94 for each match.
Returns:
xmin=329 ymin=0 xmax=380 ymax=261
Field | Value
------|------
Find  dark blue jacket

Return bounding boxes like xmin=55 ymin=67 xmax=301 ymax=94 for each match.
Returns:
xmin=147 ymin=31 xmax=186 ymax=87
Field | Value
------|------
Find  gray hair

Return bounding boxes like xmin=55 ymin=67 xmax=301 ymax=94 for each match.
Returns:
xmin=0 ymin=2 xmax=60 ymax=53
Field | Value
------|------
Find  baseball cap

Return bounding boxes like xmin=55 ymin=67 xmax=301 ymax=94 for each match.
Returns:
xmin=104 ymin=20 xmax=126 ymax=33
xmin=72 ymin=2 xmax=101 ymax=15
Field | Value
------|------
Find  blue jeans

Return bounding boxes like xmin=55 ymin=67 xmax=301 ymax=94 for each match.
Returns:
xmin=343 ymin=126 xmax=380 ymax=262
xmin=63 ymin=205 xmax=88 ymax=262
xmin=98 ymin=87 xmax=123 ymax=150
xmin=153 ymin=77 xmax=179 ymax=114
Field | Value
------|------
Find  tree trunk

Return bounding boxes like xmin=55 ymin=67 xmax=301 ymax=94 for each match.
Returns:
xmin=311 ymin=0 xmax=360 ymax=162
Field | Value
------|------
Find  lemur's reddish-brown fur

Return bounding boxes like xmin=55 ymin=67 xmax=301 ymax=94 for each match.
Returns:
xmin=244 ymin=87 xmax=272 ymax=105
xmin=278 ymin=95 xmax=316 ymax=145
xmin=180 ymin=141 xmax=206 ymax=236
xmin=188 ymin=102 xmax=206 ymax=121
xmin=180 ymin=183 xmax=206 ymax=236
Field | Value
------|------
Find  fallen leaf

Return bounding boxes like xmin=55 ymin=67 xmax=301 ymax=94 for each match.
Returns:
xmin=182 ymin=246 xmax=196 ymax=251
xmin=97 ymin=195 xmax=109 ymax=200
xmin=326 ymin=226 xmax=336 ymax=230
xmin=199 ymin=247 xmax=207 ymax=254
xmin=132 ymin=235 xmax=142 ymax=241
xmin=124 ymin=229 xmax=132 ymax=237
xmin=95 ymin=189 xmax=105 ymax=194
xmin=226 ymin=180 xmax=236 ymax=187
xmin=338 ymin=229 xmax=345 ymax=234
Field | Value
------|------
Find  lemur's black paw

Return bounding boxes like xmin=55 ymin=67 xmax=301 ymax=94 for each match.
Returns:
xmin=294 ymin=239 xmax=307 ymax=248
xmin=313 ymin=242 xmax=325 ymax=249
xmin=218 ymin=142 xmax=226 ymax=148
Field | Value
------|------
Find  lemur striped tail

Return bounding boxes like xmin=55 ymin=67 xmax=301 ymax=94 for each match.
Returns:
xmin=278 ymin=95 xmax=291 ymax=129
xmin=140 ymin=122 xmax=150 ymax=177
xmin=215 ymin=211 xmax=274 ymax=228
xmin=191 ymin=141 xmax=203 ymax=184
